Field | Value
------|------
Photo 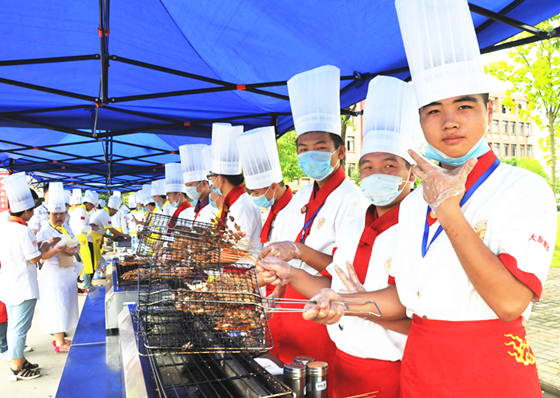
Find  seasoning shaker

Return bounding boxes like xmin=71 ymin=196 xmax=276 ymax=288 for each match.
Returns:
xmin=293 ymin=356 xmax=315 ymax=366
xmin=283 ymin=362 xmax=306 ymax=398
xmin=306 ymin=361 xmax=329 ymax=398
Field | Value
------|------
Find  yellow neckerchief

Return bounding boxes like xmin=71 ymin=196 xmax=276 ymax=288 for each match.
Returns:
xmin=162 ymin=200 xmax=170 ymax=210
xmin=50 ymin=220 xmax=71 ymax=237
xmin=104 ymin=207 xmax=111 ymax=216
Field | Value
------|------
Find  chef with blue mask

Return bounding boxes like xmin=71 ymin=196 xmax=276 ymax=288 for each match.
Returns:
xmin=256 ymin=64 xmax=369 ymax=371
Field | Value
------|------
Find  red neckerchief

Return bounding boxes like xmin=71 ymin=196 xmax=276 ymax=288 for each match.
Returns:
xmin=168 ymin=200 xmax=192 ymax=228
xmin=426 ymin=149 xmax=498 ymax=227
xmin=296 ymin=167 xmax=346 ymax=243
xmin=352 ymin=204 xmax=399 ymax=284
xmin=260 ymin=187 xmax=294 ymax=243
xmin=217 ymin=184 xmax=246 ymax=226
xmin=9 ymin=215 xmax=28 ymax=226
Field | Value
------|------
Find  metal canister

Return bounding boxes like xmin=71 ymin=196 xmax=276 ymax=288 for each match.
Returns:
xmin=293 ymin=356 xmax=315 ymax=366
xmin=306 ymin=361 xmax=328 ymax=398
xmin=283 ymin=362 xmax=306 ymax=398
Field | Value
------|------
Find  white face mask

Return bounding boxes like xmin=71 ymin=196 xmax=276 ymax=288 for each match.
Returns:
xmin=185 ymin=181 xmax=203 ymax=201
xmin=360 ymin=170 xmax=411 ymax=206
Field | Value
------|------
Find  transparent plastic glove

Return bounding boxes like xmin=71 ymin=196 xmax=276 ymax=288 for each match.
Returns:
xmin=335 ymin=262 xmax=366 ymax=294
xmin=408 ymin=150 xmax=477 ymax=212
xmin=257 ymin=256 xmax=292 ymax=286
xmin=302 ymin=288 xmax=346 ymax=325
xmin=260 ymin=241 xmax=300 ymax=262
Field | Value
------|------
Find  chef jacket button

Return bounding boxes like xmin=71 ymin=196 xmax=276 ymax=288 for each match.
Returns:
xmin=422 ymin=315 xmax=428 ymax=319
xmin=429 ymin=210 xmax=437 ymax=219
xmin=339 ymin=324 xmax=344 ymax=331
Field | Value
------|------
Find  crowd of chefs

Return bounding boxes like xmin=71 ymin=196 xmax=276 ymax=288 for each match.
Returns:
xmin=0 ymin=0 xmax=557 ymax=396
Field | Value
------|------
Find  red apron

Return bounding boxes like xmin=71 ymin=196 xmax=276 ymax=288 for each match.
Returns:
xmin=332 ymin=349 xmax=400 ymax=398
xmin=401 ymin=315 xmax=541 ymax=398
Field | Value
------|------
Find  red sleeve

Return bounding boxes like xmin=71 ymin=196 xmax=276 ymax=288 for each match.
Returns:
xmin=499 ymin=253 xmax=543 ymax=301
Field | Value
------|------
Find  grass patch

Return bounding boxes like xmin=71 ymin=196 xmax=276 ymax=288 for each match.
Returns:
xmin=550 ymin=214 xmax=560 ymax=268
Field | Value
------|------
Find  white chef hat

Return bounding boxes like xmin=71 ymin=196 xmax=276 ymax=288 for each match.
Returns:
xmin=47 ymin=182 xmax=66 ymax=213
xmin=83 ymin=190 xmax=98 ymax=206
xmin=287 ymin=65 xmax=341 ymax=137
xmin=112 ymin=190 xmax=121 ymax=198
xmin=2 ymin=172 xmax=35 ymax=213
xmin=151 ymin=179 xmax=166 ymax=196
xmin=70 ymin=188 xmax=82 ymax=205
xmin=98 ymin=198 xmax=106 ymax=208
xmin=64 ymin=190 xmax=71 ymax=205
xmin=361 ymin=76 xmax=421 ymax=165
xmin=180 ymin=144 xmax=209 ymax=183
xmin=237 ymin=126 xmax=283 ymax=190
xmin=165 ymin=163 xmax=187 ymax=193
xmin=141 ymin=184 xmax=153 ymax=202
xmin=395 ymin=0 xmax=487 ymax=108
xmin=202 ymin=145 xmax=213 ymax=172
xmin=211 ymin=123 xmax=244 ymax=175
xmin=108 ymin=195 xmax=121 ymax=210
xmin=128 ymin=193 xmax=136 ymax=208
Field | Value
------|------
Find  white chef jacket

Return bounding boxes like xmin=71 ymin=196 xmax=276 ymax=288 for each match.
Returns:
xmin=161 ymin=201 xmax=176 ymax=217
xmin=127 ymin=211 xmax=140 ymax=234
xmin=69 ymin=205 xmax=92 ymax=238
xmin=179 ymin=198 xmax=218 ymax=225
xmin=226 ymin=193 xmax=263 ymax=250
xmin=0 ymin=220 xmax=42 ymax=305
xmin=111 ymin=209 xmax=124 ymax=231
xmin=278 ymin=178 xmax=370 ymax=275
xmin=28 ymin=203 xmax=48 ymax=233
xmin=89 ymin=208 xmax=113 ymax=236
xmin=0 ymin=210 xmax=10 ymax=223
xmin=391 ymin=163 xmax=557 ymax=322
xmin=37 ymin=223 xmax=80 ymax=333
xmin=326 ymin=214 xmax=406 ymax=361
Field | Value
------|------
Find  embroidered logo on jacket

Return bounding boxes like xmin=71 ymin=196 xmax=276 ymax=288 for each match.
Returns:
xmin=473 ymin=220 xmax=487 ymax=240
xmin=384 ymin=258 xmax=392 ymax=275
xmin=317 ymin=217 xmax=325 ymax=230
xmin=504 ymin=334 xmax=535 ymax=366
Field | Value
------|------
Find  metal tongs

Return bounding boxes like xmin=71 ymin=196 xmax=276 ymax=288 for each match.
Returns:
xmin=263 ymin=296 xmax=382 ymax=317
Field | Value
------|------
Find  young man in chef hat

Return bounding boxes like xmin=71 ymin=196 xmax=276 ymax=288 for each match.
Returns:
xmin=259 ymin=76 xmax=417 ymax=398
xmin=208 ymin=123 xmax=262 ymax=245
xmin=304 ymin=1 xmax=556 ymax=397
xmin=0 ymin=173 xmax=59 ymax=380
xmin=257 ymin=65 xmax=369 ymax=368
xmin=71 ymin=190 xmax=98 ymax=291
xmin=178 ymin=144 xmax=217 ymax=224
xmin=165 ymin=163 xmax=191 ymax=219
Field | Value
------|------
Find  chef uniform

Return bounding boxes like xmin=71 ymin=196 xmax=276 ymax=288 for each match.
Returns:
xmin=237 ymin=126 xmax=294 ymax=295
xmin=68 ymin=188 xmax=82 ymax=217
xmin=37 ymin=183 xmax=80 ymax=336
xmin=178 ymin=144 xmax=217 ymax=224
xmin=118 ymin=205 xmax=130 ymax=235
xmin=0 ymin=173 xmax=42 ymax=362
xmin=165 ymin=163 xmax=192 ymax=225
xmin=268 ymin=65 xmax=369 ymax=366
xmin=28 ymin=200 xmax=47 ymax=234
xmin=151 ymin=179 xmax=171 ymax=215
xmin=89 ymin=196 xmax=120 ymax=269
xmin=324 ymin=76 xmax=419 ymax=398
xmin=392 ymin=1 xmax=557 ymax=396
xmin=70 ymin=190 xmax=95 ymax=279
xmin=127 ymin=193 xmax=140 ymax=236
xmin=210 ymin=123 xmax=262 ymax=247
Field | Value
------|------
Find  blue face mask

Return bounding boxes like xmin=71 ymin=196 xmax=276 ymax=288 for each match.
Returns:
xmin=209 ymin=194 xmax=218 ymax=209
xmin=156 ymin=202 xmax=163 ymax=210
xmin=252 ymin=186 xmax=274 ymax=208
xmin=424 ymin=136 xmax=490 ymax=167
xmin=298 ymin=150 xmax=338 ymax=181
xmin=212 ymin=179 xmax=223 ymax=197
xmin=185 ymin=182 xmax=203 ymax=201
xmin=360 ymin=173 xmax=408 ymax=207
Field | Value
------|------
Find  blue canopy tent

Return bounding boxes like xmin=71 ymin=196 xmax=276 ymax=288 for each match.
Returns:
xmin=1 ymin=0 xmax=559 ymax=190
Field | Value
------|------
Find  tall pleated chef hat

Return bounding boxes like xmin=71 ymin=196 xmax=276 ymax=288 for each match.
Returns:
xmin=108 ymin=195 xmax=122 ymax=210
xmin=98 ymin=199 xmax=106 ymax=208
xmin=395 ymin=0 xmax=487 ymax=108
xmin=151 ymin=179 xmax=166 ymax=196
xmin=64 ymin=190 xmax=71 ymax=205
xmin=2 ymin=172 xmax=35 ymax=213
xmin=180 ymin=144 xmax=209 ymax=183
xmin=46 ymin=182 xmax=66 ymax=213
xmin=237 ymin=126 xmax=283 ymax=190
xmin=112 ymin=190 xmax=121 ymax=198
xmin=127 ymin=193 xmax=136 ymax=208
xmin=202 ymin=145 xmax=213 ymax=172
xmin=287 ymin=65 xmax=341 ymax=137
xmin=361 ymin=76 xmax=420 ymax=165
xmin=141 ymin=184 xmax=153 ymax=202
xmin=211 ymin=123 xmax=244 ymax=175
xmin=83 ymin=190 xmax=98 ymax=206
xmin=70 ymin=188 xmax=82 ymax=205
xmin=165 ymin=163 xmax=187 ymax=193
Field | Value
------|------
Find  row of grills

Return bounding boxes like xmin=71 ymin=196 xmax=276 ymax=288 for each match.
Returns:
xmin=122 ymin=213 xmax=294 ymax=398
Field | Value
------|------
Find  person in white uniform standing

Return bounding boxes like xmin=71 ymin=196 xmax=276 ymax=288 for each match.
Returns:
xmin=0 ymin=173 xmax=58 ymax=381
xmin=259 ymin=76 xmax=418 ymax=398
xmin=165 ymin=164 xmax=191 ymax=220
xmin=28 ymin=185 xmax=48 ymax=235
xmin=37 ymin=183 xmax=81 ymax=353
xmin=304 ymin=1 xmax=557 ymax=397
xmin=208 ymin=123 xmax=262 ymax=246
xmin=179 ymin=144 xmax=217 ymax=224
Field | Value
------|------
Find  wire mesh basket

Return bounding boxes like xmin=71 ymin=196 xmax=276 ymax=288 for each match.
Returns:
xmin=136 ymin=213 xmax=222 ymax=264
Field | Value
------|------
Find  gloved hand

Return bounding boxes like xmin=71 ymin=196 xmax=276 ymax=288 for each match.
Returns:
xmin=302 ymin=288 xmax=346 ymax=325
xmin=408 ymin=150 xmax=477 ymax=213
xmin=256 ymin=256 xmax=292 ymax=286
xmin=260 ymin=241 xmax=300 ymax=262
xmin=335 ymin=262 xmax=366 ymax=294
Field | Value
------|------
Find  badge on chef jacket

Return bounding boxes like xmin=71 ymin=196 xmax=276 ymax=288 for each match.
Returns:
xmin=384 ymin=258 xmax=392 ymax=275
xmin=317 ymin=217 xmax=325 ymax=230
xmin=473 ymin=221 xmax=487 ymax=240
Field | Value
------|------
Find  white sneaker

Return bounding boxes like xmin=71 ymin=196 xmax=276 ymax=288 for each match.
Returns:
xmin=0 ymin=351 xmax=9 ymax=361
xmin=23 ymin=346 xmax=33 ymax=353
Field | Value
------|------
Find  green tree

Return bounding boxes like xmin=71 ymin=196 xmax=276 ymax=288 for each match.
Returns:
xmin=485 ymin=16 xmax=560 ymax=193
xmin=277 ymin=130 xmax=305 ymax=183
xmin=500 ymin=156 xmax=549 ymax=180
